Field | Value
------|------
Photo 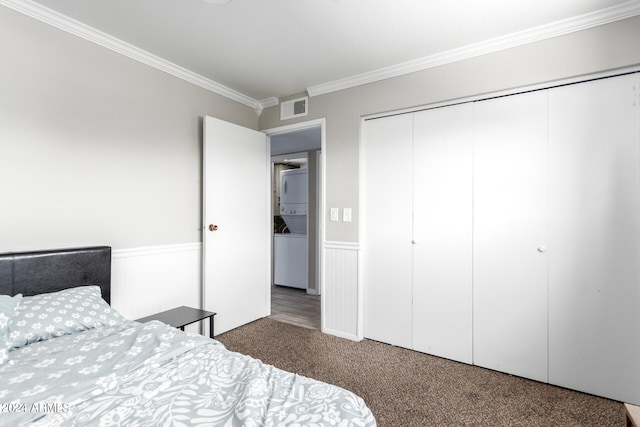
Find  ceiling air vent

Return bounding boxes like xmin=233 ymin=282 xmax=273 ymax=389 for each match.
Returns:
xmin=280 ymin=96 xmax=308 ymax=120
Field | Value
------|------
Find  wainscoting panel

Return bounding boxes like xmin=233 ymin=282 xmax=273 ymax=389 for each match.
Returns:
xmin=111 ymin=243 xmax=202 ymax=332
xmin=323 ymin=242 xmax=361 ymax=341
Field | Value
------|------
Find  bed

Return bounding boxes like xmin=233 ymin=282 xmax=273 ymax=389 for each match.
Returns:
xmin=0 ymin=246 xmax=376 ymax=426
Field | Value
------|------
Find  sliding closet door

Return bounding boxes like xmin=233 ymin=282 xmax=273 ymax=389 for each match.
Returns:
xmin=412 ymin=104 xmax=473 ymax=364
xmin=548 ymin=74 xmax=640 ymax=404
xmin=473 ymin=91 xmax=549 ymax=382
xmin=363 ymin=114 xmax=414 ymax=348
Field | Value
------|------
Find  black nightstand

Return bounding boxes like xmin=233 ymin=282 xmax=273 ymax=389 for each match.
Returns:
xmin=136 ymin=306 xmax=217 ymax=339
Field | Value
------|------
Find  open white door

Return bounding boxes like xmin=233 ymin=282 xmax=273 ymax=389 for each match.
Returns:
xmin=203 ymin=116 xmax=270 ymax=335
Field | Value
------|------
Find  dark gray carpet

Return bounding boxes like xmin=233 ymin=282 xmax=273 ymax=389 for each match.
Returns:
xmin=216 ymin=318 xmax=624 ymax=427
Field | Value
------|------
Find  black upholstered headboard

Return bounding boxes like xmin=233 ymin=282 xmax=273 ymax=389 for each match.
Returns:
xmin=0 ymin=246 xmax=112 ymax=304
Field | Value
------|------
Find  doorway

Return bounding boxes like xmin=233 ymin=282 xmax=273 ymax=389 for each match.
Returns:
xmin=265 ymin=120 xmax=324 ymax=330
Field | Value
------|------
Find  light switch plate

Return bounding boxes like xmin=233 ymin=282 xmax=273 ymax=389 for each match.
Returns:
xmin=330 ymin=207 xmax=339 ymax=222
xmin=343 ymin=208 xmax=352 ymax=222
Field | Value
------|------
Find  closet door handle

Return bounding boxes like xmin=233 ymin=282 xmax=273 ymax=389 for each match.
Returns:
xmin=537 ymin=245 xmax=547 ymax=253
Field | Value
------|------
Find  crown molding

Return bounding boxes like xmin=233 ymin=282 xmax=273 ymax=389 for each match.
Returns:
xmin=259 ymin=97 xmax=280 ymax=108
xmin=0 ymin=0 xmax=269 ymax=111
xmin=253 ymin=97 xmax=279 ymax=116
xmin=307 ymin=0 xmax=640 ymax=97
xmin=5 ymin=0 xmax=639 ymax=105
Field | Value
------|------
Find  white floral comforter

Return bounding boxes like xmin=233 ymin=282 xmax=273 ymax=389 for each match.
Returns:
xmin=0 ymin=321 xmax=376 ymax=426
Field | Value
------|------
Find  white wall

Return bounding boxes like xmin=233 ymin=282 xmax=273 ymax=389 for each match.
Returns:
xmin=0 ymin=5 xmax=258 ymax=253
xmin=111 ymin=243 xmax=201 ymax=328
xmin=0 ymin=5 xmax=258 ymax=322
xmin=3 ymin=4 xmax=640 ymax=337
xmin=259 ymin=15 xmax=640 ymax=244
xmin=259 ymin=16 xmax=640 ymax=340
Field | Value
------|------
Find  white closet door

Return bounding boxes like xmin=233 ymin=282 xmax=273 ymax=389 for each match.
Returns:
xmin=548 ymin=74 xmax=640 ymax=404
xmin=473 ymin=90 xmax=549 ymax=382
xmin=363 ymin=114 xmax=414 ymax=348
xmin=412 ymin=104 xmax=473 ymax=363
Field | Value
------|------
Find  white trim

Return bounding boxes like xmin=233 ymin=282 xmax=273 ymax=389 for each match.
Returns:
xmin=260 ymin=97 xmax=279 ymax=108
xmin=262 ymin=118 xmax=326 ymax=136
xmin=315 ymin=150 xmax=323 ymax=297
xmin=357 ymin=117 xmax=368 ymax=342
xmin=5 ymin=0 xmax=638 ymax=107
xmin=112 ymin=242 xmax=201 ymax=259
xmin=307 ymin=0 xmax=640 ymax=97
xmin=0 ymin=0 xmax=273 ymax=111
xmin=322 ymin=327 xmax=361 ymax=342
xmin=362 ymin=65 xmax=640 ymax=121
xmin=254 ymin=97 xmax=280 ymax=117
xmin=264 ymin=132 xmax=272 ymax=318
xmin=319 ymin=123 xmax=327 ymax=331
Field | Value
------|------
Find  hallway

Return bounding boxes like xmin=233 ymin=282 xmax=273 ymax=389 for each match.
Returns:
xmin=270 ymin=285 xmax=320 ymax=330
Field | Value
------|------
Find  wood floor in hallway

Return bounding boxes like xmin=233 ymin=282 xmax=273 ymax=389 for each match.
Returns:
xmin=270 ymin=285 xmax=320 ymax=330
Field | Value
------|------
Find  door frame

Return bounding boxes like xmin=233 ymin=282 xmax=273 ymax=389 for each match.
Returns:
xmin=263 ymin=118 xmax=326 ymax=330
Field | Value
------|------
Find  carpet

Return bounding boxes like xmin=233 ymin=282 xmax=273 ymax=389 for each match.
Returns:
xmin=215 ymin=318 xmax=624 ymax=427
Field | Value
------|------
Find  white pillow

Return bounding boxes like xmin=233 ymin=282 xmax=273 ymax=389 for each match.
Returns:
xmin=9 ymin=286 xmax=125 ymax=349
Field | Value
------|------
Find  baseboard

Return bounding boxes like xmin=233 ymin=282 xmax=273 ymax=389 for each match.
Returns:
xmin=321 ymin=327 xmax=362 ymax=342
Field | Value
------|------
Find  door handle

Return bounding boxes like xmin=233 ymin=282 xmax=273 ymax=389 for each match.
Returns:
xmin=209 ymin=224 xmax=219 ymax=232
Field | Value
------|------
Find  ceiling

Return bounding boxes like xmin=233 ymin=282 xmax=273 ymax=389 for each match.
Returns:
xmin=271 ymin=127 xmax=321 ymax=156
xmin=5 ymin=0 xmax=640 ymax=111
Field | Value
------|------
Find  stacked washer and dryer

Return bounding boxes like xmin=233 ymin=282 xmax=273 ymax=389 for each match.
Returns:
xmin=274 ymin=168 xmax=308 ymax=289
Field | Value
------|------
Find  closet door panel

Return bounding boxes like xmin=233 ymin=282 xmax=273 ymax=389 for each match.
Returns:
xmin=548 ymin=74 xmax=640 ymax=404
xmin=412 ymin=104 xmax=473 ymax=363
xmin=473 ymin=91 xmax=549 ymax=382
xmin=362 ymin=114 xmax=414 ymax=348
